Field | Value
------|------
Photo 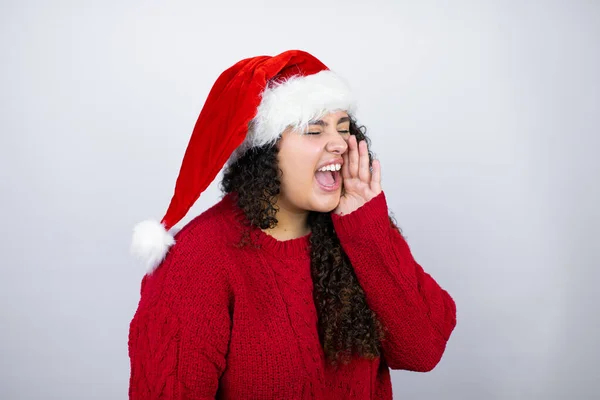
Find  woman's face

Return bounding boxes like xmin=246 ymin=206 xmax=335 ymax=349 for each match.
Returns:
xmin=276 ymin=110 xmax=350 ymax=214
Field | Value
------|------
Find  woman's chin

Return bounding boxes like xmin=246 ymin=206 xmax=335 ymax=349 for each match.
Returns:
xmin=310 ymin=190 xmax=341 ymax=212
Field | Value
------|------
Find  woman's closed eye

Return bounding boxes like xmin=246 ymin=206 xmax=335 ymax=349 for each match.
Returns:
xmin=306 ymin=130 xmax=350 ymax=135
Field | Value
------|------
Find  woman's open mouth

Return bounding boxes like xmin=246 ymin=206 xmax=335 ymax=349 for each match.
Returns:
xmin=315 ymin=169 xmax=341 ymax=192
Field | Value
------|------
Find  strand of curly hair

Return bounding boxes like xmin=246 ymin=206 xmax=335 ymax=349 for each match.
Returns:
xmin=220 ymin=117 xmax=404 ymax=369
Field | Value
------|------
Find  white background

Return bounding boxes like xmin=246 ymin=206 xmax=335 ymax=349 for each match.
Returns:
xmin=1 ymin=0 xmax=599 ymax=399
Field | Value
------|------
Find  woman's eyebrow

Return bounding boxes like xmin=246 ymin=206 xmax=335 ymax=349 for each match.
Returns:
xmin=308 ymin=116 xmax=350 ymax=126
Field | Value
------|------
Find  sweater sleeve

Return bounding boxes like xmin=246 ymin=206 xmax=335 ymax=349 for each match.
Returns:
xmin=331 ymin=191 xmax=457 ymax=372
xmin=128 ymin=236 xmax=232 ymax=399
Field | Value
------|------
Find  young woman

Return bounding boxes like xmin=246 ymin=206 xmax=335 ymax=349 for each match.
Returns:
xmin=128 ymin=50 xmax=457 ymax=399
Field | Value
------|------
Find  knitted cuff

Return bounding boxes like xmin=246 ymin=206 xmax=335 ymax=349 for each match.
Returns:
xmin=331 ymin=191 xmax=390 ymax=241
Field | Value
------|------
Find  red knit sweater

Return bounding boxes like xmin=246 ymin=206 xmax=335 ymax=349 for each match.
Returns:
xmin=128 ymin=191 xmax=456 ymax=399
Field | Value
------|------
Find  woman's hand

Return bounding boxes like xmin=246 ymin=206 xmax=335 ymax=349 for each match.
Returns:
xmin=333 ymin=135 xmax=382 ymax=216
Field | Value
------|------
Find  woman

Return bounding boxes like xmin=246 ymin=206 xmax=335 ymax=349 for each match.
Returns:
xmin=128 ymin=50 xmax=457 ymax=399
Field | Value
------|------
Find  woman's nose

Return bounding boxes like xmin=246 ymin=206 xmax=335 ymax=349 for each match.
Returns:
xmin=326 ymin=132 xmax=349 ymax=154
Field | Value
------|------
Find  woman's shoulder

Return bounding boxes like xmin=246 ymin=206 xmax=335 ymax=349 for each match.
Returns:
xmin=139 ymin=195 xmax=238 ymax=302
xmin=167 ymin=193 xmax=241 ymax=255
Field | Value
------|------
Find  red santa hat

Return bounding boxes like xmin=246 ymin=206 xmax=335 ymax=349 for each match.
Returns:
xmin=131 ymin=49 xmax=357 ymax=272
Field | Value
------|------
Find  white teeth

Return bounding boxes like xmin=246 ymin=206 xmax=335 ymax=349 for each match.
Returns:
xmin=318 ymin=163 xmax=341 ymax=172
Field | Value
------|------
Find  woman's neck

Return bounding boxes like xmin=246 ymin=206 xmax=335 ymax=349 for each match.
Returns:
xmin=262 ymin=200 xmax=311 ymax=241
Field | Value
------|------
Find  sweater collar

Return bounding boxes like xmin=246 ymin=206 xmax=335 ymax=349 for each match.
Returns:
xmin=253 ymin=227 xmax=312 ymax=258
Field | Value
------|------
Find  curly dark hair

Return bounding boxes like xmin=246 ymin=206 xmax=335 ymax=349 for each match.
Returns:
xmin=219 ymin=116 xmax=401 ymax=369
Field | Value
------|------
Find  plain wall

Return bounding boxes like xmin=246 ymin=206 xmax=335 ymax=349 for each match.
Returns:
xmin=1 ymin=0 xmax=598 ymax=399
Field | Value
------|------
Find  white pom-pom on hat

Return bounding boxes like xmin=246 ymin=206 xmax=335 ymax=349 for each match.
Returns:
xmin=131 ymin=220 xmax=175 ymax=273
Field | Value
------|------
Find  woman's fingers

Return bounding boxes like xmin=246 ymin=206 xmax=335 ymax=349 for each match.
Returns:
xmin=370 ymin=159 xmax=382 ymax=193
xmin=348 ymin=135 xmax=359 ymax=177
xmin=341 ymin=150 xmax=350 ymax=180
xmin=358 ymin=140 xmax=370 ymax=183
